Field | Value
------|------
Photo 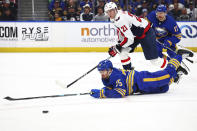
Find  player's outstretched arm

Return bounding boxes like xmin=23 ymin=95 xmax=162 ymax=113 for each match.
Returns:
xmin=90 ymin=87 xmax=126 ymax=98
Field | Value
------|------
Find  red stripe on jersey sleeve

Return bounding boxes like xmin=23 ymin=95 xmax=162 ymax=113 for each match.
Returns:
xmin=121 ymin=57 xmax=131 ymax=63
xmin=120 ymin=37 xmax=128 ymax=46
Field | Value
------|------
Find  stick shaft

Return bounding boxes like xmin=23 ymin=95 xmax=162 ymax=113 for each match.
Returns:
xmin=66 ymin=56 xmax=111 ymax=88
xmin=4 ymin=92 xmax=91 ymax=101
xmin=67 ymin=66 xmax=97 ymax=88
xmin=156 ymin=40 xmax=193 ymax=63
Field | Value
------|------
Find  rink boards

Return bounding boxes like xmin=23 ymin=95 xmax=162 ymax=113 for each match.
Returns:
xmin=0 ymin=21 xmax=196 ymax=52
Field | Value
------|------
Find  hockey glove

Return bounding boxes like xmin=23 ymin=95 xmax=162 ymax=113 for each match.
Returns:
xmin=163 ymin=40 xmax=174 ymax=49
xmin=108 ymin=44 xmax=122 ymax=57
xmin=90 ymin=89 xmax=105 ymax=98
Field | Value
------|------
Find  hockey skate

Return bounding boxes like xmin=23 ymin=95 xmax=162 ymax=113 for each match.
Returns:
xmin=174 ymin=65 xmax=188 ymax=83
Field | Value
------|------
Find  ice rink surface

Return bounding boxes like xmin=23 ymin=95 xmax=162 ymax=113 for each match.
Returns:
xmin=0 ymin=52 xmax=197 ymax=131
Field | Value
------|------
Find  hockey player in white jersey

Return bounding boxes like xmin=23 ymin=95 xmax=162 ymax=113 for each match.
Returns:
xmin=105 ymin=2 xmax=167 ymax=70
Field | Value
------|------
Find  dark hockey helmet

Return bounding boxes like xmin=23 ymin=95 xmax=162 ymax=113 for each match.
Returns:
xmin=156 ymin=4 xmax=167 ymax=12
xmin=97 ymin=60 xmax=113 ymax=71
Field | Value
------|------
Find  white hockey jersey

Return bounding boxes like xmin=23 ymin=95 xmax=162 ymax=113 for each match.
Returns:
xmin=111 ymin=10 xmax=150 ymax=48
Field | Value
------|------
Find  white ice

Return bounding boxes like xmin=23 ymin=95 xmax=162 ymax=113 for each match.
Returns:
xmin=0 ymin=52 xmax=197 ymax=131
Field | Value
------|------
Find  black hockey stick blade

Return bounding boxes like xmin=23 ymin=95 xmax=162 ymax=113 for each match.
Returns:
xmin=4 ymin=96 xmax=14 ymax=101
xmin=4 ymin=92 xmax=91 ymax=101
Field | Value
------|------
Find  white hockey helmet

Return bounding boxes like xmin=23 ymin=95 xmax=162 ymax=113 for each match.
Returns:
xmin=104 ymin=2 xmax=117 ymax=13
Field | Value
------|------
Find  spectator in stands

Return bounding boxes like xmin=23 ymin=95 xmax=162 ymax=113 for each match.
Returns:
xmin=62 ymin=10 xmax=67 ymax=21
xmin=77 ymin=6 xmax=82 ymax=14
xmin=178 ymin=8 xmax=190 ymax=21
xmin=130 ymin=0 xmax=141 ymax=10
xmin=139 ymin=8 xmax=148 ymax=18
xmin=153 ymin=0 xmax=172 ymax=5
xmin=94 ymin=0 xmax=105 ymax=14
xmin=149 ymin=3 xmax=158 ymax=12
xmin=9 ymin=0 xmax=17 ymax=17
xmin=54 ymin=12 xmax=62 ymax=21
xmin=170 ymin=2 xmax=182 ymax=20
xmin=167 ymin=4 xmax=175 ymax=17
xmin=80 ymin=0 xmax=92 ymax=10
xmin=0 ymin=0 xmax=17 ymax=21
xmin=1 ymin=7 xmax=15 ymax=20
xmin=0 ymin=0 xmax=3 ymax=18
xmin=195 ymin=0 xmax=197 ymax=8
xmin=3 ymin=0 xmax=10 ymax=9
xmin=47 ymin=0 xmax=197 ymax=22
xmin=135 ymin=0 xmax=149 ymax=16
xmin=65 ymin=0 xmax=78 ymax=12
xmin=66 ymin=6 xmax=80 ymax=21
xmin=49 ymin=0 xmax=63 ymax=21
xmin=128 ymin=4 xmax=136 ymax=14
xmin=80 ymin=4 xmax=93 ymax=21
xmin=172 ymin=0 xmax=185 ymax=8
xmin=49 ymin=0 xmax=65 ymax=11
xmin=187 ymin=1 xmax=197 ymax=21
xmin=94 ymin=6 xmax=108 ymax=21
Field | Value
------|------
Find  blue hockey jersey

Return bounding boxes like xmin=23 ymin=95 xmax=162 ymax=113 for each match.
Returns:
xmin=100 ymin=68 xmax=138 ymax=98
xmin=147 ymin=11 xmax=182 ymax=45
xmin=99 ymin=64 xmax=177 ymax=98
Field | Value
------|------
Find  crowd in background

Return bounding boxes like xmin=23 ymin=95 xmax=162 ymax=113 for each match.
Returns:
xmin=0 ymin=0 xmax=17 ymax=21
xmin=0 ymin=0 xmax=196 ymax=21
xmin=48 ymin=0 xmax=197 ymax=21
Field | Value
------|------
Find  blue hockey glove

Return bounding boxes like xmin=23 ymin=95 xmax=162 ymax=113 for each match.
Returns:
xmin=90 ymin=89 xmax=105 ymax=98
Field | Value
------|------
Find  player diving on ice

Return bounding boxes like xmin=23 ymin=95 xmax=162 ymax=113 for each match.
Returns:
xmin=90 ymin=51 xmax=192 ymax=99
xmin=105 ymin=2 xmax=168 ymax=70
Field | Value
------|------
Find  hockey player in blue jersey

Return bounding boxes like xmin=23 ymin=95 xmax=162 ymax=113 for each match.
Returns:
xmin=146 ymin=4 xmax=182 ymax=61
xmin=90 ymin=51 xmax=191 ymax=98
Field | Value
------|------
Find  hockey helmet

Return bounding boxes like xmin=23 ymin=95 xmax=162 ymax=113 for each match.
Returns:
xmin=97 ymin=59 xmax=113 ymax=71
xmin=156 ymin=4 xmax=167 ymax=12
xmin=104 ymin=2 xmax=117 ymax=13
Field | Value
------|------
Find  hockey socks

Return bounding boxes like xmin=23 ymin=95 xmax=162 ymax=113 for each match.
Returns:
xmin=123 ymin=63 xmax=134 ymax=70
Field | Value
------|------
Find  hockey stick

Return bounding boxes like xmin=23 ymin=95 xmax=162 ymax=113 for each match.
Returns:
xmin=4 ymin=92 xmax=91 ymax=101
xmin=57 ymin=56 xmax=112 ymax=88
xmin=156 ymin=40 xmax=194 ymax=63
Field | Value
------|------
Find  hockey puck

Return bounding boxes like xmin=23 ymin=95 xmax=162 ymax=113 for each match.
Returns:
xmin=42 ymin=110 xmax=49 ymax=114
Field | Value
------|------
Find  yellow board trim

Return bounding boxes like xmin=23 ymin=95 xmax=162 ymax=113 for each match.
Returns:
xmin=0 ymin=47 xmax=144 ymax=52
xmin=143 ymin=74 xmax=170 ymax=82
xmin=0 ymin=47 xmax=196 ymax=52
